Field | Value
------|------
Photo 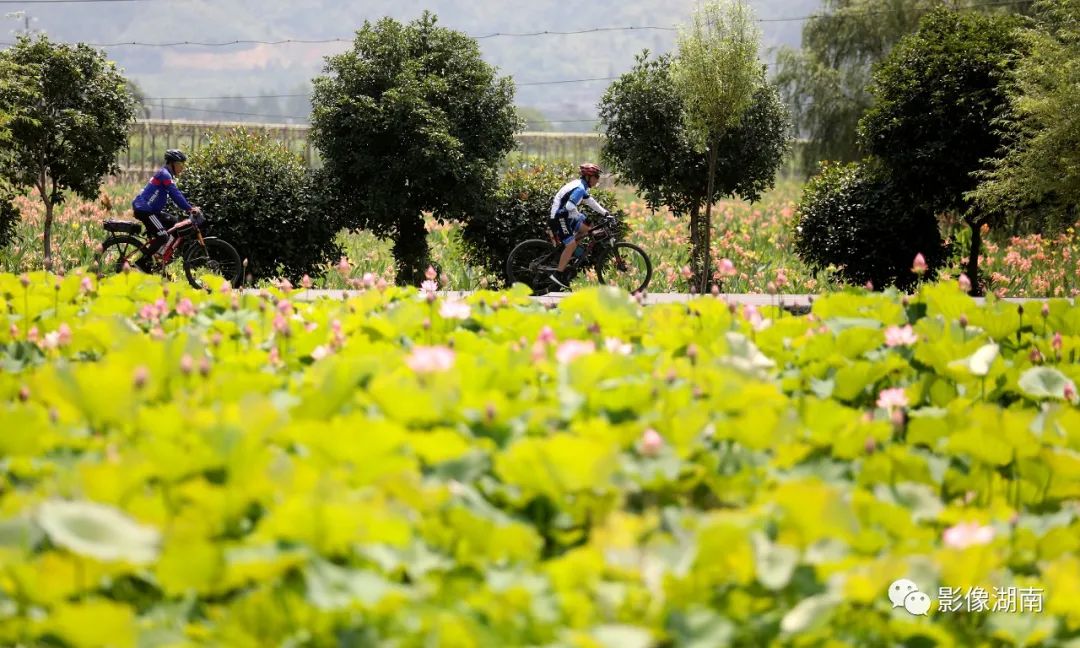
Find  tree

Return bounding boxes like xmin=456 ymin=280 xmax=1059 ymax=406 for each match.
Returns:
xmin=179 ymin=129 xmax=344 ymax=283
xmin=0 ymin=35 xmax=137 ymax=270
xmin=858 ymin=7 xmax=1025 ymax=295
xmin=670 ymin=0 xmax=764 ymax=293
xmin=126 ymin=78 xmax=152 ymax=119
xmin=775 ymin=0 xmax=1033 ymax=177
xmin=775 ymin=0 xmax=934 ymax=175
xmin=517 ymin=106 xmax=553 ymax=132
xmin=794 ymin=160 xmax=946 ymax=291
xmin=310 ymin=12 xmax=521 ymax=285
xmin=970 ymin=0 xmax=1080 ymax=235
xmin=599 ymin=50 xmax=789 ymax=283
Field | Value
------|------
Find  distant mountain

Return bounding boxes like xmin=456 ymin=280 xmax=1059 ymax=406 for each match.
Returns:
xmin=4 ymin=0 xmax=820 ymax=129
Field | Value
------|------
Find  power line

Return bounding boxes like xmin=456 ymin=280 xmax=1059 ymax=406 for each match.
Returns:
xmin=0 ymin=0 xmax=152 ymax=3
xmin=157 ymin=103 xmax=307 ymax=120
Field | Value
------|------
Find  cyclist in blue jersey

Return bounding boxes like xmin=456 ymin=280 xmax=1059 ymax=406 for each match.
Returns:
xmin=131 ymin=149 xmax=201 ymax=271
xmin=547 ymin=162 xmax=610 ymax=290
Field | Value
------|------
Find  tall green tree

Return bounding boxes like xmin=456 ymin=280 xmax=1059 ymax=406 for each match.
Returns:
xmin=310 ymin=12 xmax=521 ymax=285
xmin=0 ymin=35 xmax=137 ymax=270
xmin=970 ymin=0 xmax=1080 ymax=234
xmin=670 ymin=0 xmax=764 ymax=293
xmin=775 ymin=0 xmax=935 ymax=175
xmin=599 ymin=51 xmax=789 ymax=281
xmin=858 ymin=7 xmax=1025 ymax=294
xmin=776 ymin=0 xmax=1033 ymax=176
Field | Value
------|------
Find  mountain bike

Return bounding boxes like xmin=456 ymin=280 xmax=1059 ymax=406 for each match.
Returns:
xmin=506 ymin=211 xmax=652 ymax=295
xmin=95 ymin=210 xmax=243 ymax=290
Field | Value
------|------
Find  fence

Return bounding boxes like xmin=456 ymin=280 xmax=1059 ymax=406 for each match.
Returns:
xmin=114 ymin=118 xmax=805 ymax=183
xmin=114 ymin=119 xmax=604 ymax=182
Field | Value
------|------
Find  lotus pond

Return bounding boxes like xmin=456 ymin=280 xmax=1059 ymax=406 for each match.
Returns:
xmin=1 ymin=270 xmax=1079 ymax=647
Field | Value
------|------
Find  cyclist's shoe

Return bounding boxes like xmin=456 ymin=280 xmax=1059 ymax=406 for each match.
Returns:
xmin=548 ymin=271 xmax=572 ymax=292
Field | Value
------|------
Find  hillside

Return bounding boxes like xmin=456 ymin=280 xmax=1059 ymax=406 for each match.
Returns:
xmin=4 ymin=0 xmax=819 ymax=128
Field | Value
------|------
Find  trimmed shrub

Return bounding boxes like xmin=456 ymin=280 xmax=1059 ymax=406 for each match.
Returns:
xmin=794 ymin=160 xmax=946 ymax=291
xmin=180 ymin=129 xmax=342 ymax=283
xmin=0 ymin=180 xmax=17 ymax=249
xmin=460 ymin=161 xmax=622 ymax=286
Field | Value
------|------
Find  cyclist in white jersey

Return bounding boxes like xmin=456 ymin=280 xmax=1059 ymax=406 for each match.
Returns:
xmin=547 ymin=162 xmax=610 ymax=290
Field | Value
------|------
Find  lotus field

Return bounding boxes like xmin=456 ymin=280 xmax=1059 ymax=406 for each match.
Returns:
xmin=1 ymin=266 xmax=1079 ymax=647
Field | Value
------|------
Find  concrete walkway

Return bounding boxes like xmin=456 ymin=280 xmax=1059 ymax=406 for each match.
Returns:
xmin=286 ymin=290 xmax=1061 ymax=314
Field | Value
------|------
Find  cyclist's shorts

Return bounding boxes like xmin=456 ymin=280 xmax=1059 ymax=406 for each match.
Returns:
xmin=549 ymin=211 xmax=585 ymax=246
xmin=133 ymin=210 xmax=176 ymax=238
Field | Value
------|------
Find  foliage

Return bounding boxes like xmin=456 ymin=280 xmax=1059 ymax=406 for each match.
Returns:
xmin=859 ymin=7 xmax=1025 ymax=215
xmin=309 ymin=11 xmax=521 ymax=285
xmin=3 ymin=271 xmax=1080 ymax=645
xmin=0 ymin=35 xmax=137 ymax=270
xmin=794 ymin=160 xmax=946 ymax=291
xmin=179 ymin=129 xmax=343 ymax=283
xmin=0 ymin=183 xmax=17 ymax=250
xmin=857 ymin=7 xmax=1025 ymax=295
xmin=774 ymin=0 xmax=935 ymax=175
xmin=460 ymin=161 xmax=622 ymax=286
xmin=600 ymin=51 xmax=790 ymax=218
xmin=670 ymin=0 xmax=766 ymax=292
xmin=970 ymin=0 xmax=1080 ymax=235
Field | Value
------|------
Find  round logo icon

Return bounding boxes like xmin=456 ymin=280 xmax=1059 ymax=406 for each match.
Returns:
xmin=888 ymin=579 xmax=919 ymax=608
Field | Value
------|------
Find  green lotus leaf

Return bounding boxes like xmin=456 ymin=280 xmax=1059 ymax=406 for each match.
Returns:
xmin=36 ymin=500 xmax=160 ymax=565
xmin=1019 ymin=367 xmax=1074 ymax=400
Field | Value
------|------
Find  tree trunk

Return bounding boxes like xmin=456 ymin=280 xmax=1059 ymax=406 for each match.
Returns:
xmin=392 ymin=213 xmax=431 ymax=286
xmin=699 ymin=141 xmax=720 ymax=294
xmin=965 ymin=215 xmax=985 ymax=297
xmin=38 ymin=172 xmax=54 ymax=272
xmin=688 ymin=202 xmax=700 ymax=290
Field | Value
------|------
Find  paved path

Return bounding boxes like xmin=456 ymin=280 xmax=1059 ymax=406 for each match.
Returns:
xmin=286 ymin=290 xmax=1061 ymax=314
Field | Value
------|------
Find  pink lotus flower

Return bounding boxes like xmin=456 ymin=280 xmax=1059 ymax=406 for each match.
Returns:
xmin=865 ymin=280 xmax=874 ymax=291
xmin=425 ymin=266 xmax=438 ymax=281
xmin=1052 ymin=332 xmax=1063 ymax=352
xmin=311 ymin=345 xmax=329 ymax=361
xmin=406 ymin=345 xmax=456 ymax=373
xmin=943 ymin=522 xmax=995 ymax=550
xmin=604 ymin=337 xmax=632 ymax=355
xmin=556 ymin=339 xmax=596 ymax=364
xmin=743 ymin=304 xmax=763 ymax=329
xmin=877 ymin=387 xmax=908 ymax=411
xmin=421 ymin=280 xmax=438 ymax=295
xmin=80 ymin=277 xmax=93 ymax=293
xmin=775 ymin=270 xmax=788 ymax=288
xmin=717 ymin=258 xmax=736 ymax=277
xmin=273 ymin=314 xmax=289 ymax=335
xmin=884 ymin=324 xmax=918 ymax=347
xmin=362 ymin=272 xmax=375 ymax=288
xmin=42 ymin=331 xmax=60 ymax=350
xmin=56 ymin=324 xmax=71 ymax=347
xmin=301 ymin=275 xmax=313 ymax=289
xmin=1065 ymin=381 xmax=1077 ymax=403
xmin=639 ymin=428 xmax=664 ymax=457
xmin=958 ymin=274 xmax=972 ymax=292
xmin=176 ymin=298 xmax=195 ymax=317
xmin=681 ymin=265 xmax=693 ymax=280
xmin=912 ymin=253 xmax=928 ymax=275
xmin=179 ymin=354 xmax=194 ymax=375
xmin=439 ymin=299 xmax=471 ymax=320
xmin=537 ymin=326 xmax=557 ymax=345
xmin=337 ymin=256 xmax=351 ymax=276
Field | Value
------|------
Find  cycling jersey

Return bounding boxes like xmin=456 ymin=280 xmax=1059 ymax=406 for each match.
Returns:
xmin=549 ymin=178 xmax=608 ymax=245
xmin=132 ymin=166 xmax=193 ymax=214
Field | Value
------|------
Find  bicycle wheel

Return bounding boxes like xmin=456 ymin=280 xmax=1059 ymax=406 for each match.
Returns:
xmin=182 ymin=237 xmax=243 ymax=290
xmin=595 ymin=241 xmax=652 ymax=295
xmin=506 ymin=239 xmax=559 ymax=293
xmin=95 ymin=235 xmax=148 ymax=276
